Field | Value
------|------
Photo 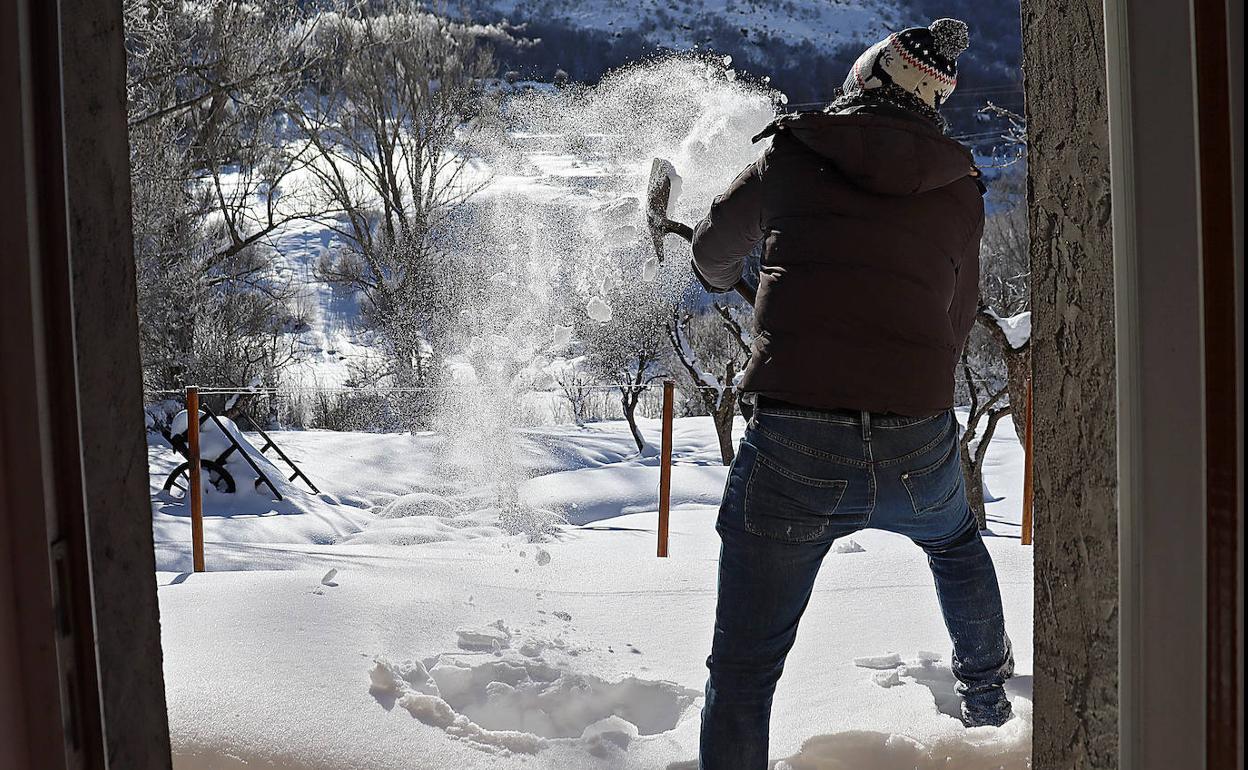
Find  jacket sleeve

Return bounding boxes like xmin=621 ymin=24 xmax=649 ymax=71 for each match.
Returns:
xmin=949 ymin=208 xmax=984 ymax=360
xmin=691 ymin=157 xmax=765 ymax=292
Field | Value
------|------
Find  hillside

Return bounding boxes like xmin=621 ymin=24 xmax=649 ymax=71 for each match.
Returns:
xmin=458 ymin=0 xmax=1024 ymax=128
xmin=470 ymin=0 xmax=898 ymax=52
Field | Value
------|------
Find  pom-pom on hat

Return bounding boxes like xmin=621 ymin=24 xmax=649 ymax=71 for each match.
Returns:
xmin=841 ymin=18 xmax=970 ymax=116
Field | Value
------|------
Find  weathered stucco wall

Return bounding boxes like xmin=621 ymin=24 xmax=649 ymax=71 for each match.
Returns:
xmin=1019 ymin=0 xmax=1119 ymax=767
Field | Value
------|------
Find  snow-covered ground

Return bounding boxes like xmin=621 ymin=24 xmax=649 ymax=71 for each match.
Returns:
xmin=153 ymin=413 xmax=1032 ymax=769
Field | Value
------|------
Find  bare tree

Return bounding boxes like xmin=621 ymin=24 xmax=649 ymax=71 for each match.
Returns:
xmin=125 ymin=1 xmax=326 ymax=131
xmin=976 ymin=160 xmax=1031 ymax=439
xmin=976 ymin=304 xmax=1031 ymax=440
xmin=548 ymin=358 xmax=595 ymax=425
xmin=957 ymin=168 xmax=1030 ymax=530
xmin=941 ymin=159 xmax=1032 ymax=532
xmin=958 ymin=353 xmax=1012 ymax=530
xmin=582 ymin=288 xmax=669 ymax=452
xmin=291 ymin=4 xmax=511 ymax=399
xmin=978 ymin=101 xmax=1027 ymax=167
xmin=667 ymin=301 xmax=751 ymax=465
xmin=613 ymin=346 xmax=665 ymax=453
xmin=125 ymin=0 xmax=328 ymax=390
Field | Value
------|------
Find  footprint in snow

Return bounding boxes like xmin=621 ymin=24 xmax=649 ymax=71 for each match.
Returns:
xmin=369 ymin=650 xmax=700 ymax=754
xmin=456 ymin=620 xmax=512 ymax=652
xmin=852 ymin=652 xmax=903 ymax=670
xmin=856 ymin=652 xmax=970 ymax=722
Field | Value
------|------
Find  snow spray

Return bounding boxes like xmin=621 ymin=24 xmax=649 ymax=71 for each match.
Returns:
xmin=429 ymin=56 xmax=781 ymax=529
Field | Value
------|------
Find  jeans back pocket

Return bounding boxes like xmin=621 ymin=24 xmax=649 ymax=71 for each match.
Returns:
xmin=742 ymin=442 xmax=848 ymax=543
xmin=900 ymin=433 xmax=963 ymax=515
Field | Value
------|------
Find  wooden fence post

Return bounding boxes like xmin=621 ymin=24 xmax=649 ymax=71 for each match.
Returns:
xmin=1021 ymin=377 xmax=1034 ymax=546
xmin=657 ymin=380 xmax=674 ymax=558
xmin=187 ymin=386 xmax=205 ymax=572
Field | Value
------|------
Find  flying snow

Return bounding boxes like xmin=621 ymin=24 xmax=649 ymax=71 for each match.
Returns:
xmin=586 ymin=296 xmax=614 ymax=323
xmin=550 ymin=324 xmax=574 ymax=349
xmin=417 ymin=55 xmax=780 ymax=516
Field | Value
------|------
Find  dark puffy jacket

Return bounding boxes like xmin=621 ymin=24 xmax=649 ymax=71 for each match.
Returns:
xmin=691 ymin=106 xmax=984 ymax=417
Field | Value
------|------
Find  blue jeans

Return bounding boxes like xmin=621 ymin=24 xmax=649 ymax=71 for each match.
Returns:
xmin=700 ymin=404 xmax=1013 ymax=769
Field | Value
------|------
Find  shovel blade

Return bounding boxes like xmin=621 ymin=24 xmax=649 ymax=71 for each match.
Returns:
xmin=647 ymin=158 xmax=680 ymax=262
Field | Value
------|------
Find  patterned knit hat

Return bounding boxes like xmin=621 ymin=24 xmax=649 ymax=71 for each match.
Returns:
xmin=836 ymin=19 xmax=969 ymax=124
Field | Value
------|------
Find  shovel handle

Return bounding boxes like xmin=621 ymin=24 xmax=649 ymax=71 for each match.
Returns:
xmin=663 ymin=219 xmax=694 ymax=241
xmin=732 ymin=279 xmax=757 ymax=306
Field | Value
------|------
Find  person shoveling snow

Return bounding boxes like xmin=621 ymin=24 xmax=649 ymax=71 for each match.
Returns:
xmin=673 ymin=19 xmax=1017 ymax=770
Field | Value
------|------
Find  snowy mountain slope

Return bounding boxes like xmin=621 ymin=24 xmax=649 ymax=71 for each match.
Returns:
xmin=470 ymin=0 xmax=900 ymax=52
xmin=459 ymin=0 xmax=896 ymax=107
xmin=460 ymin=0 xmax=1023 ymax=115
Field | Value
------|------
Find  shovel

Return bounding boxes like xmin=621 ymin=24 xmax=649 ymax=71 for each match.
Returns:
xmin=646 ymin=159 xmax=756 ymax=306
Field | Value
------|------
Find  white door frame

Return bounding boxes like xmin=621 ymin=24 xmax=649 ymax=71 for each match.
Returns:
xmin=1107 ymin=0 xmax=1243 ymax=766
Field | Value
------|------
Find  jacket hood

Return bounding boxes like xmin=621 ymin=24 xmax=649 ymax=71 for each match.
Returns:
xmin=753 ymin=111 xmax=975 ymax=196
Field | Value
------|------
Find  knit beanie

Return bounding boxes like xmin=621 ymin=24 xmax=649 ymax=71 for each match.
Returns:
xmin=832 ymin=19 xmax=970 ymax=128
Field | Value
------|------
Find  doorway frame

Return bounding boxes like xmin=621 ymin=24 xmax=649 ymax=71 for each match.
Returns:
xmin=0 ymin=0 xmax=171 ymax=767
xmin=1106 ymin=0 xmax=1243 ymax=766
xmin=0 ymin=0 xmax=1242 ymax=767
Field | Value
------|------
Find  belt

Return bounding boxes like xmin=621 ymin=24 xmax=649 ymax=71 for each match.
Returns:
xmin=754 ymin=396 xmax=863 ymax=419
